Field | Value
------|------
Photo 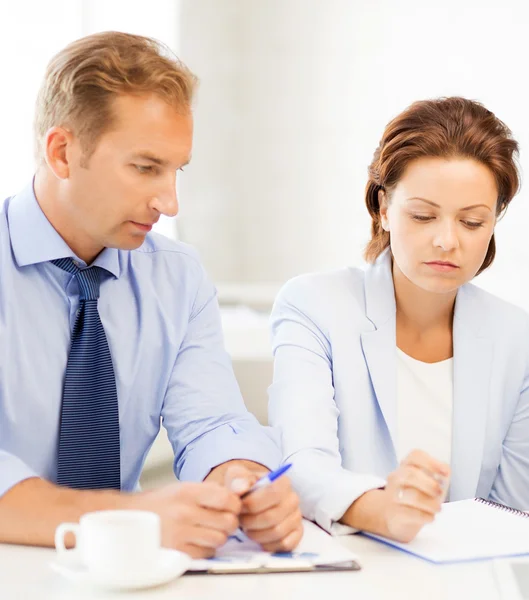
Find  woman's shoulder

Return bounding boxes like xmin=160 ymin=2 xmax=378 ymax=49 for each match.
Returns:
xmin=274 ymin=266 xmax=369 ymax=319
xmin=460 ymin=282 xmax=529 ymax=339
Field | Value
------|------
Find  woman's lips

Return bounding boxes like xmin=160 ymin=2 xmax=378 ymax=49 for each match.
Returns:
xmin=425 ymin=261 xmax=459 ymax=272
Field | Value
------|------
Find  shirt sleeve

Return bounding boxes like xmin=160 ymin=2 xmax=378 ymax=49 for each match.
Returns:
xmin=269 ymin=277 xmax=386 ymax=534
xmin=0 ymin=450 xmax=38 ymax=498
xmin=161 ymin=263 xmax=282 ymax=482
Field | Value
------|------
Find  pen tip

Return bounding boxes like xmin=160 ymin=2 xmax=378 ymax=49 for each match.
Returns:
xmin=269 ymin=463 xmax=293 ymax=482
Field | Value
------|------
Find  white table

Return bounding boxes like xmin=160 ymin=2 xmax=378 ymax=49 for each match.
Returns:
xmin=0 ymin=533 xmax=504 ymax=600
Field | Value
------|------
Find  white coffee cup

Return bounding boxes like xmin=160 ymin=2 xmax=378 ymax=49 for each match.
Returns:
xmin=55 ymin=510 xmax=161 ymax=578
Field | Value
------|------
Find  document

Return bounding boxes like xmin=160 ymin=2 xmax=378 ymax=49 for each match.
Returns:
xmin=187 ymin=519 xmax=361 ymax=574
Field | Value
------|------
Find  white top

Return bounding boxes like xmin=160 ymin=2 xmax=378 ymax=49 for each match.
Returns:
xmin=396 ymin=348 xmax=454 ymax=466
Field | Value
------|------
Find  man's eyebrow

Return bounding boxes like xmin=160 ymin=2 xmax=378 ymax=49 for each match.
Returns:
xmin=131 ymin=153 xmax=192 ymax=168
xmin=407 ymin=197 xmax=492 ymax=211
xmin=131 ymin=152 xmax=167 ymax=166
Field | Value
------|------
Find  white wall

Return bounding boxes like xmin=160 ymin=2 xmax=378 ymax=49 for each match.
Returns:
xmin=178 ymin=0 xmax=529 ymax=310
xmin=3 ymin=1 xmax=529 ymax=309
xmin=0 ymin=2 xmax=84 ymax=201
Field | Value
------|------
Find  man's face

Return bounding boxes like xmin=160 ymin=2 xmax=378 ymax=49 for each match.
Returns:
xmin=63 ymin=93 xmax=193 ymax=259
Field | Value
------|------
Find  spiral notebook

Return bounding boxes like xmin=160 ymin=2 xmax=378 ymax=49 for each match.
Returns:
xmin=363 ymin=498 xmax=529 ymax=564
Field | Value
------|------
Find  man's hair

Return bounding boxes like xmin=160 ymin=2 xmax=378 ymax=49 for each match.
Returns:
xmin=34 ymin=31 xmax=198 ymax=163
xmin=364 ymin=97 xmax=520 ymax=275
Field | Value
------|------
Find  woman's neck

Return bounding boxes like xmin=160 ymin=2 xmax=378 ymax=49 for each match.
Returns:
xmin=393 ymin=261 xmax=456 ymax=362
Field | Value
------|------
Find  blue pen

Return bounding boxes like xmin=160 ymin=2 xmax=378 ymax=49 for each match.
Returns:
xmin=241 ymin=463 xmax=292 ymax=499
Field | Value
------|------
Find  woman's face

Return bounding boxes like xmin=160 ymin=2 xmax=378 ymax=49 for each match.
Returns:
xmin=380 ymin=157 xmax=498 ymax=295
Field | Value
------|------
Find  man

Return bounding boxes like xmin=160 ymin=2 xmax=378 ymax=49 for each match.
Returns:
xmin=0 ymin=31 xmax=302 ymax=557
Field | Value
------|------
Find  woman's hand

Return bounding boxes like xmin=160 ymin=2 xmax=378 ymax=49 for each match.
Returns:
xmin=342 ymin=449 xmax=450 ymax=543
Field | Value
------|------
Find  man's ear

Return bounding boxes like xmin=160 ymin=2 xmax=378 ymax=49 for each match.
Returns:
xmin=44 ymin=126 xmax=73 ymax=179
xmin=378 ymin=189 xmax=390 ymax=232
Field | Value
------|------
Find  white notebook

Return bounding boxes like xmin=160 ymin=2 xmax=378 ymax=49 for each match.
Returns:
xmin=364 ymin=498 xmax=529 ymax=564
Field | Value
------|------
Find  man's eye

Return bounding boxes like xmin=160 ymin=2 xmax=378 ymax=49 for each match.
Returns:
xmin=135 ymin=165 xmax=154 ymax=174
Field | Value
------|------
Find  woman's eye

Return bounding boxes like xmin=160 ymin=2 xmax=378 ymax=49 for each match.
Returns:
xmin=462 ymin=220 xmax=484 ymax=229
xmin=411 ymin=214 xmax=434 ymax=222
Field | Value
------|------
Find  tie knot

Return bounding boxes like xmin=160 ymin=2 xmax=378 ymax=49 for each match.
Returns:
xmin=52 ymin=258 xmax=102 ymax=301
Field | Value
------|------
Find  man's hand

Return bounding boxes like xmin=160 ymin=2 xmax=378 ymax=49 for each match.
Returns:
xmin=132 ymin=481 xmax=241 ymax=558
xmin=223 ymin=464 xmax=303 ymax=552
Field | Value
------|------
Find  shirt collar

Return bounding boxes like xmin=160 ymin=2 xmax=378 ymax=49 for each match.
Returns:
xmin=7 ymin=179 xmax=121 ymax=279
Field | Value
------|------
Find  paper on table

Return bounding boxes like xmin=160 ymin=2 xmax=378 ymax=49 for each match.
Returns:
xmin=187 ymin=519 xmax=360 ymax=573
xmin=364 ymin=499 xmax=529 ymax=564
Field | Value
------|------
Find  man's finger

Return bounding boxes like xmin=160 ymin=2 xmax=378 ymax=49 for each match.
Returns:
xmin=179 ymin=543 xmax=217 ymax=559
xmin=186 ymin=524 xmax=229 ymax=549
xmin=195 ymin=483 xmax=242 ymax=513
xmin=240 ymin=492 xmax=299 ymax=531
xmin=191 ymin=507 xmax=239 ymax=535
xmin=245 ymin=508 xmax=303 ymax=546
xmin=242 ymin=475 xmax=292 ymax=514
xmin=261 ymin=525 xmax=304 ymax=553
xmin=224 ymin=465 xmax=261 ymax=496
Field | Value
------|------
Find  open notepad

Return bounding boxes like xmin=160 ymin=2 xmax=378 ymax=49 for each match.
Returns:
xmin=187 ymin=520 xmax=360 ymax=575
xmin=364 ymin=498 xmax=529 ymax=564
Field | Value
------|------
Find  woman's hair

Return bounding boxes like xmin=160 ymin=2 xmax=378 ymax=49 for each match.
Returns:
xmin=364 ymin=97 xmax=520 ymax=275
xmin=34 ymin=31 xmax=198 ymax=164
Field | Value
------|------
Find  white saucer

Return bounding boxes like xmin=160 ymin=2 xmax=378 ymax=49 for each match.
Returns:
xmin=50 ymin=548 xmax=191 ymax=591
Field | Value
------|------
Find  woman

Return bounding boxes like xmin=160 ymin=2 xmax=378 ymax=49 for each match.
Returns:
xmin=269 ymin=97 xmax=529 ymax=542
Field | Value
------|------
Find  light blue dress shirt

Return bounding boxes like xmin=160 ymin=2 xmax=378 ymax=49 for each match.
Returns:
xmin=0 ymin=182 xmax=281 ymax=497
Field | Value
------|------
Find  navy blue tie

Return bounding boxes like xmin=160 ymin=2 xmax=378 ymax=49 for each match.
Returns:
xmin=52 ymin=258 xmax=121 ymax=490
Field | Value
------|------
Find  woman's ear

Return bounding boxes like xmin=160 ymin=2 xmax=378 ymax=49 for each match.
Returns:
xmin=378 ymin=189 xmax=390 ymax=232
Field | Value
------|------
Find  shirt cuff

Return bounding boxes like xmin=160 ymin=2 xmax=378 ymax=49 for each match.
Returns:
xmin=0 ymin=451 xmax=39 ymax=498
xmin=176 ymin=424 xmax=282 ymax=482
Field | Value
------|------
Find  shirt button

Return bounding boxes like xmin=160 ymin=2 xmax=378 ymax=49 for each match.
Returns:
xmin=73 ymin=260 xmax=80 ymax=267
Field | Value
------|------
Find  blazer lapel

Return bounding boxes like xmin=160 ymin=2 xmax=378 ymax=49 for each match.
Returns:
xmin=450 ymin=285 xmax=493 ymax=500
xmin=360 ymin=251 xmax=398 ymax=461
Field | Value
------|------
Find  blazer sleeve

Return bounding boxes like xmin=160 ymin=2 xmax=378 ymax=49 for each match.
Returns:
xmin=269 ymin=276 xmax=385 ymax=534
xmin=489 ymin=318 xmax=529 ymax=509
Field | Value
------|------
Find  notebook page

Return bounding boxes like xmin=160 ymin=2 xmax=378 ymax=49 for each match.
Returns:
xmin=365 ymin=499 xmax=529 ymax=563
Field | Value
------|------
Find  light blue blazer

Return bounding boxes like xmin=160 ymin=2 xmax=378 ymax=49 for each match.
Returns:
xmin=269 ymin=250 xmax=529 ymax=533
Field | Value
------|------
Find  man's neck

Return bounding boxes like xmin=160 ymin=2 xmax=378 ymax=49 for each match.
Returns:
xmin=33 ymin=169 xmax=103 ymax=264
